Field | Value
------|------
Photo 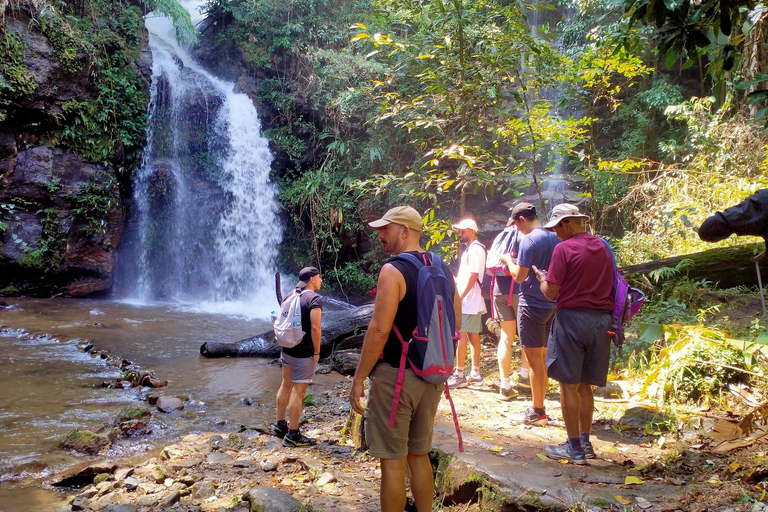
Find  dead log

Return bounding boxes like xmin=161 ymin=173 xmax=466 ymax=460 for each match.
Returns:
xmin=621 ymin=243 xmax=768 ymax=289
xmin=200 ymin=303 xmax=374 ymax=358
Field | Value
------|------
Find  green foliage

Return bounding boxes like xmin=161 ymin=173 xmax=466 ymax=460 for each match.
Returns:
xmin=0 ymin=29 xmax=38 ymax=122
xmin=142 ymin=0 xmax=198 ymax=44
xmin=67 ymin=173 xmax=118 ymax=239
xmin=18 ymin=208 xmax=66 ymax=272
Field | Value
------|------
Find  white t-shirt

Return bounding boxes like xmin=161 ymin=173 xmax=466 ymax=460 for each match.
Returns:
xmin=456 ymin=240 xmax=487 ymax=315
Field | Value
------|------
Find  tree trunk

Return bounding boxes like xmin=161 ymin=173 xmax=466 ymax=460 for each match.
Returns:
xmin=621 ymin=243 xmax=768 ymax=289
xmin=200 ymin=304 xmax=374 ymax=358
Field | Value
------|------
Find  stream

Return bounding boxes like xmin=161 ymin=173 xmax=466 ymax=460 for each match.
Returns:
xmin=0 ymin=298 xmax=342 ymax=512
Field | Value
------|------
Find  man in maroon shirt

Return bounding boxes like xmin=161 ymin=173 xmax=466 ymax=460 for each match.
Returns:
xmin=534 ymin=204 xmax=614 ymax=465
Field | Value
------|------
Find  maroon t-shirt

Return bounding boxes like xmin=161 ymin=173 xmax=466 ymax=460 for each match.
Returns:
xmin=546 ymin=232 xmax=614 ymax=311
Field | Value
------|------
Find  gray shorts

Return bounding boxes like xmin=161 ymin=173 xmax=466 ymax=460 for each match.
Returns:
xmin=546 ymin=308 xmax=612 ymax=386
xmin=280 ymin=352 xmax=316 ymax=384
xmin=365 ymin=364 xmax=443 ymax=459
xmin=517 ymin=304 xmax=555 ymax=349
xmin=493 ymin=293 xmax=518 ymax=322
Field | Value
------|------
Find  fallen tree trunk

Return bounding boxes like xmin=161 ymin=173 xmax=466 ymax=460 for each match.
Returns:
xmin=200 ymin=303 xmax=375 ymax=358
xmin=621 ymin=243 xmax=768 ymax=289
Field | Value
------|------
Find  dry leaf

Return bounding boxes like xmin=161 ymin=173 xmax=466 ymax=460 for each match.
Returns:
xmin=707 ymin=476 xmax=722 ymax=484
xmin=614 ymin=494 xmax=632 ymax=505
xmin=537 ymin=453 xmax=552 ymax=462
xmin=492 ymin=446 xmax=503 ymax=452
xmin=624 ymin=475 xmax=645 ymax=485
xmin=729 ymin=461 xmax=741 ymax=471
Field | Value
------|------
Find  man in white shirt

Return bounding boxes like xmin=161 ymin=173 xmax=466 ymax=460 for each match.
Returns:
xmin=447 ymin=219 xmax=487 ymax=389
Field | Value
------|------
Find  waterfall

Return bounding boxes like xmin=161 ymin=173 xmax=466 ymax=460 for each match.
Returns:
xmin=114 ymin=1 xmax=281 ymax=317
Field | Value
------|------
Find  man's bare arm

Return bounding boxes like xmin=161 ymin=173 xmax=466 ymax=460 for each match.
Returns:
xmin=310 ymin=308 xmax=322 ymax=359
xmin=458 ymin=272 xmax=479 ymax=300
xmin=349 ymin=263 xmax=402 ymax=415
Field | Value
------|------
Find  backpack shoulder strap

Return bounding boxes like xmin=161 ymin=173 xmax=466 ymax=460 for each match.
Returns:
xmin=601 ymin=238 xmax=618 ymax=269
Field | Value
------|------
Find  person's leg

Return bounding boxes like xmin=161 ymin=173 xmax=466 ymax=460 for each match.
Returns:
xmin=578 ymin=381 xmax=594 ymax=434
xmin=497 ymin=319 xmax=515 ymax=381
xmin=524 ymin=346 xmax=547 ymax=409
xmin=380 ymin=457 xmax=407 ymax=512
xmin=288 ymin=382 xmax=309 ymax=430
xmin=276 ymin=363 xmax=293 ymax=422
xmin=456 ymin=334 xmax=468 ymax=373
xmin=559 ymin=381 xmax=581 ymax=439
xmin=468 ymin=332 xmax=482 ymax=369
xmin=407 ymin=453 xmax=434 ymax=512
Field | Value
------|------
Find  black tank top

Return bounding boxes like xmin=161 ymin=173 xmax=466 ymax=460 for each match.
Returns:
xmin=379 ymin=251 xmax=455 ymax=368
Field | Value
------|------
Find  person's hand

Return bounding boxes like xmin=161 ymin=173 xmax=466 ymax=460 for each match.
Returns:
xmin=349 ymin=377 xmax=366 ymax=416
xmin=313 ymin=353 xmax=320 ymax=362
xmin=532 ymin=265 xmax=547 ymax=283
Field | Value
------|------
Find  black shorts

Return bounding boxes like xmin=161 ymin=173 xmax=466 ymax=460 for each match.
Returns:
xmin=517 ymin=304 xmax=555 ymax=349
xmin=546 ymin=308 xmax=612 ymax=386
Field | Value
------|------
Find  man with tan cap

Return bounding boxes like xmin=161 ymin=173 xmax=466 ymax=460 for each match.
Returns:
xmin=349 ymin=206 xmax=461 ymax=512
xmin=447 ymin=218 xmax=487 ymax=389
xmin=535 ymin=203 xmax=614 ymax=465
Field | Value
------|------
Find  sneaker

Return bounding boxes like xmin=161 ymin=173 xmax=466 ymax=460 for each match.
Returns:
xmin=498 ymin=386 xmax=519 ymax=401
xmin=271 ymin=422 xmax=288 ymax=438
xmin=467 ymin=373 xmax=484 ymax=387
xmin=513 ymin=373 xmax=532 ymax=390
xmin=282 ymin=432 xmax=317 ymax=448
xmin=582 ymin=440 xmax=596 ymax=459
xmin=522 ymin=406 xmax=548 ymax=426
xmin=545 ymin=441 xmax=587 ymax=465
xmin=447 ymin=373 xmax=468 ymax=389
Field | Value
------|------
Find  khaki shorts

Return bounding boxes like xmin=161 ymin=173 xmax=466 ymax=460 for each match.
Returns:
xmin=365 ymin=364 xmax=443 ymax=459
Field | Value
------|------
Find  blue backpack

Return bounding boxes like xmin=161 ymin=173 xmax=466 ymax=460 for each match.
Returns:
xmin=602 ymin=240 xmax=646 ymax=347
xmin=388 ymin=252 xmax=464 ymax=452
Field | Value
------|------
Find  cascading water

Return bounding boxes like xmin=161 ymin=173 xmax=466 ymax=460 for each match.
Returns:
xmin=115 ymin=1 xmax=281 ymax=316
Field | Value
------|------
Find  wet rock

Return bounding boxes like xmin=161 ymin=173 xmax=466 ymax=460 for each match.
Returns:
xmin=150 ymin=465 xmax=168 ymax=483
xmin=59 ymin=429 xmax=111 ymax=455
xmin=100 ymin=505 xmax=137 ymax=512
xmin=123 ymin=477 xmax=140 ymax=490
xmin=243 ymin=486 xmax=302 ymax=512
xmin=224 ymin=433 xmax=247 ymax=451
xmin=71 ymin=497 xmax=87 ymax=511
xmin=115 ymin=403 xmax=152 ymax=424
xmin=140 ymin=374 xmax=168 ymax=388
xmin=51 ymin=461 xmax=117 ymax=487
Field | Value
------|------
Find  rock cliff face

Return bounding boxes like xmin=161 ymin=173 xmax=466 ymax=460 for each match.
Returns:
xmin=0 ymin=5 xmax=151 ymax=296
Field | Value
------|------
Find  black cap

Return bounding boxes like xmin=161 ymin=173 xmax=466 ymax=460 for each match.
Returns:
xmin=509 ymin=202 xmax=536 ymax=220
xmin=297 ymin=266 xmax=320 ymax=288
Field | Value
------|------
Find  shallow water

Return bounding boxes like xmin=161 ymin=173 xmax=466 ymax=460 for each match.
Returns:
xmin=0 ymin=298 xmax=341 ymax=512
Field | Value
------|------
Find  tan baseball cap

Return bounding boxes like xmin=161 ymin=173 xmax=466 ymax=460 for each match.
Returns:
xmin=369 ymin=206 xmax=424 ymax=232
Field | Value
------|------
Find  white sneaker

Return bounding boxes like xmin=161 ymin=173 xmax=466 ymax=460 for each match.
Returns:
xmin=447 ymin=373 xmax=468 ymax=389
xmin=467 ymin=373 xmax=484 ymax=387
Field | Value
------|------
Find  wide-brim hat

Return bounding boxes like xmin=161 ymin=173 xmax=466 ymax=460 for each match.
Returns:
xmin=368 ymin=206 xmax=423 ymax=232
xmin=543 ymin=203 xmax=590 ymax=230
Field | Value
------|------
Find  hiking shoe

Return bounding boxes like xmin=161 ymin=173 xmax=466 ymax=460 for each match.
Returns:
xmin=521 ymin=406 xmax=548 ymax=426
xmin=513 ymin=373 xmax=532 ymax=390
xmin=283 ymin=432 xmax=317 ymax=448
xmin=467 ymin=373 xmax=484 ymax=387
xmin=498 ymin=386 xmax=519 ymax=401
xmin=545 ymin=442 xmax=587 ymax=465
xmin=582 ymin=440 xmax=596 ymax=459
xmin=271 ymin=422 xmax=288 ymax=438
xmin=447 ymin=373 xmax=468 ymax=389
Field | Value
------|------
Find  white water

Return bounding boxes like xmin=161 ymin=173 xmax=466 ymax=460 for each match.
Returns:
xmin=116 ymin=1 xmax=281 ymax=319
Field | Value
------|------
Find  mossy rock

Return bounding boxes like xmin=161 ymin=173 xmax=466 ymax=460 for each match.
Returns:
xmin=115 ymin=403 xmax=152 ymax=424
xmin=59 ymin=429 xmax=111 ymax=454
xmin=432 ymin=450 xmax=517 ymax=511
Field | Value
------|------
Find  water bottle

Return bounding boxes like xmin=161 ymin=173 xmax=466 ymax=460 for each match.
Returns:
xmin=291 ymin=309 xmax=301 ymax=329
xmin=270 ymin=311 xmax=277 ymax=324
